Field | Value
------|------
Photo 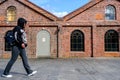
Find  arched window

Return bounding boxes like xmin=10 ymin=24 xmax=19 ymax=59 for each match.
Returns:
xmin=105 ymin=5 xmax=116 ymax=20
xmin=5 ymin=30 xmax=12 ymax=51
xmin=105 ymin=30 xmax=119 ymax=51
xmin=7 ymin=6 xmax=16 ymax=21
xmin=71 ymin=30 xmax=84 ymax=51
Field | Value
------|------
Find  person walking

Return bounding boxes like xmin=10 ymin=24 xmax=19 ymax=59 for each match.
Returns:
xmin=1 ymin=18 xmax=37 ymax=78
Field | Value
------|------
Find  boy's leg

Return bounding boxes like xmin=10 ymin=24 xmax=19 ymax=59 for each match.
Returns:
xmin=3 ymin=46 xmax=19 ymax=75
xmin=19 ymin=48 xmax=33 ymax=74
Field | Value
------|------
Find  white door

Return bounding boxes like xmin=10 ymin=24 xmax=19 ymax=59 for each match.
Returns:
xmin=36 ymin=30 xmax=50 ymax=57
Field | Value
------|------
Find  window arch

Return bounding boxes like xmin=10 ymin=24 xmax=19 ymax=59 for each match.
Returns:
xmin=105 ymin=30 xmax=119 ymax=51
xmin=7 ymin=6 xmax=16 ymax=21
xmin=5 ymin=30 xmax=12 ymax=51
xmin=71 ymin=30 xmax=84 ymax=51
xmin=105 ymin=5 xmax=116 ymax=20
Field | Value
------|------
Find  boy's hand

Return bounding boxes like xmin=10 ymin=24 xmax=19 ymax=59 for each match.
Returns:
xmin=21 ymin=43 xmax=25 ymax=48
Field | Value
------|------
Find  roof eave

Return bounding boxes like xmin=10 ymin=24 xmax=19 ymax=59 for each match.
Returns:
xmin=16 ymin=0 xmax=59 ymax=21
xmin=63 ymin=0 xmax=103 ymax=21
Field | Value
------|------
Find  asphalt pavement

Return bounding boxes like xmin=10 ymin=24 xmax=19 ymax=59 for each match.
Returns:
xmin=0 ymin=58 xmax=120 ymax=80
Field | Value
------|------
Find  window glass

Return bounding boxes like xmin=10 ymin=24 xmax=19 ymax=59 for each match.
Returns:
xmin=7 ymin=6 xmax=16 ymax=21
xmin=105 ymin=30 xmax=119 ymax=51
xmin=105 ymin=5 xmax=116 ymax=20
xmin=71 ymin=30 xmax=84 ymax=51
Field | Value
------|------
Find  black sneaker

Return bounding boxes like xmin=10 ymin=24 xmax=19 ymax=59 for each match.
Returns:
xmin=28 ymin=71 xmax=37 ymax=76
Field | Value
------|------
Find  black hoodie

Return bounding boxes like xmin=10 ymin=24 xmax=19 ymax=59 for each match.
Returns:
xmin=13 ymin=18 xmax=27 ymax=48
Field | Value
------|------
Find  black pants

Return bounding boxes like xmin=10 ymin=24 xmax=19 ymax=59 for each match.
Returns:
xmin=3 ymin=46 xmax=33 ymax=75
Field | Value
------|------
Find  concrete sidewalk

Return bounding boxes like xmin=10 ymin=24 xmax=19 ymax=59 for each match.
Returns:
xmin=0 ymin=58 xmax=120 ymax=80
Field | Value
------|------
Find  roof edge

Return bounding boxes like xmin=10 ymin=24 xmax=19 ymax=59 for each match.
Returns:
xmin=16 ymin=0 xmax=59 ymax=21
xmin=63 ymin=0 xmax=103 ymax=21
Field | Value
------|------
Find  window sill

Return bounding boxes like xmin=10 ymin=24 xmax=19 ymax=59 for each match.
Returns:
xmin=70 ymin=51 xmax=85 ymax=53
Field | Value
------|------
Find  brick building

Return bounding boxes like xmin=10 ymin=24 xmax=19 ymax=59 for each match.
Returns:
xmin=0 ymin=0 xmax=120 ymax=58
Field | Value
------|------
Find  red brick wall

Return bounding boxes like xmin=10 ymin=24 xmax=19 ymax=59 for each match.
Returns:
xmin=68 ymin=0 xmax=120 ymax=22
xmin=59 ymin=26 xmax=92 ymax=58
xmin=93 ymin=26 xmax=120 ymax=57
xmin=63 ymin=0 xmax=120 ymax=57
xmin=0 ymin=0 xmax=58 ymax=58
xmin=0 ymin=0 xmax=120 ymax=58
xmin=0 ymin=0 xmax=51 ymax=22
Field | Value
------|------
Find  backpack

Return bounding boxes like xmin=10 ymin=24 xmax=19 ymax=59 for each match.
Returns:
xmin=4 ymin=30 xmax=16 ymax=47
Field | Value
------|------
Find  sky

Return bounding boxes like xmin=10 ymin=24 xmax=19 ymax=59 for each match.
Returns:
xmin=29 ymin=0 xmax=90 ymax=17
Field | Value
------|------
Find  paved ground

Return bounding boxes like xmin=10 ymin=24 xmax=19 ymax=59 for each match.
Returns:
xmin=0 ymin=58 xmax=120 ymax=80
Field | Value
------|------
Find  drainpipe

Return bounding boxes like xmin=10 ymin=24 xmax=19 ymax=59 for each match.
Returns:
xmin=91 ymin=25 xmax=93 ymax=57
xmin=57 ymin=26 xmax=59 ymax=58
xmin=57 ymin=24 xmax=61 ymax=58
xmin=118 ymin=28 xmax=120 ymax=55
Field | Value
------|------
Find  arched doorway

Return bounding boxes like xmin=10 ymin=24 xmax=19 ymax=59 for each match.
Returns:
xmin=36 ymin=30 xmax=50 ymax=57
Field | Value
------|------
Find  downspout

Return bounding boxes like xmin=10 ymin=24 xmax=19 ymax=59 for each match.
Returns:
xmin=91 ymin=25 xmax=93 ymax=57
xmin=57 ymin=24 xmax=61 ymax=58
xmin=57 ymin=26 xmax=59 ymax=58
xmin=118 ymin=28 xmax=120 ymax=55
xmin=91 ymin=23 xmax=97 ymax=57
